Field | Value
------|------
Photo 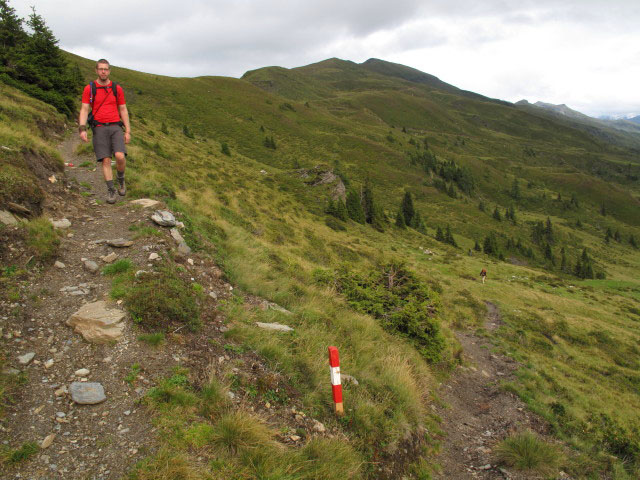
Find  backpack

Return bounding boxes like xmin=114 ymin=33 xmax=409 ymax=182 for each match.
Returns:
xmin=87 ymin=81 xmax=120 ymax=129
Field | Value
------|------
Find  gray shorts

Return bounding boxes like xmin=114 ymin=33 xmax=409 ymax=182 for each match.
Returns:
xmin=93 ymin=124 xmax=126 ymax=161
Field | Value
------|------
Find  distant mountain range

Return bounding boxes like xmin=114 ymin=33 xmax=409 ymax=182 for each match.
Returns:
xmin=516 ymin=99 xmax=640 ymax=137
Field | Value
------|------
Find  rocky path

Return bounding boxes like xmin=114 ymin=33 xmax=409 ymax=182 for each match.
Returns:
xmin=0 ymin=137 xmax=317 ymax=479
xmin=434 ymin=301 xmax=550 ymax=479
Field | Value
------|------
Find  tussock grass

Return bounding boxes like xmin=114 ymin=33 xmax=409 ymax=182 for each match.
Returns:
xmin=102 ymin=259 xmax=134 ymax=275
xmin=0 ymin=442 xmax=39 ymax=465
xmin=495 ymin=431 xmax=561 ymax=474
xmin=209 ymin=411 xmax=274 ymax=455
xmin=25 ymin=217 xmax=60 ymax=261
xmin=128 ymin=448 xmax=211 ymax=480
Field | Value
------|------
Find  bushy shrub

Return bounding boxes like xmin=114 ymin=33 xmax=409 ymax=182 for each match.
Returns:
xmin=327 ymin=261 xmax=445 ymax=363
xmin=124 ymin=264 xmax=202 ymax=331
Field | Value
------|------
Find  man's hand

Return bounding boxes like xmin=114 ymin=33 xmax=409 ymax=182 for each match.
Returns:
xmin=79 ymin=130 xmax=89 ymax=143
xmin=124 ymin=132 xmax=131 ymax=144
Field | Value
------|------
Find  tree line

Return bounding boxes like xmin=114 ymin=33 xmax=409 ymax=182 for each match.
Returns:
xmin=0 ymin=0 xmax=82 ymax=116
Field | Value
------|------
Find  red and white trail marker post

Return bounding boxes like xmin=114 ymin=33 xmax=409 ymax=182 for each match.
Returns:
xmin=328 ymin=346 xmax=344 ymax=416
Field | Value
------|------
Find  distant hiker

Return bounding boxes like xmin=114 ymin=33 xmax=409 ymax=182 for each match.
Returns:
xmin=78 ymin=59 xmax=131 ymax=204
xmin=480 ymin=268 xmax=487 ymax=284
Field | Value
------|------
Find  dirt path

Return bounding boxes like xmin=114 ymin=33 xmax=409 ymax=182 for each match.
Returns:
xmin=0 ymin=137 xmax=313 ymax=479
xmin=434 ymin=301 xmax=549 ymax=479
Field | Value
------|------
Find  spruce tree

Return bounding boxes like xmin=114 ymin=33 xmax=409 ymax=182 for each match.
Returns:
xmin=346 ymin=189 xmax=365 ymax=224
xmin=334 ymin=198 xmax=348 ymax=221
xmin=363 ymin=179 xmax=375 ymax=224
xmin=435 ymin=226 xmax=445 ymax=242
xmin=511 ymin=178 xmax=521 ymax=200
xmin=474 ymin=239 xmax=481 ymax=252
xmin=395 ymin=210 xmax=406 ymax=228
xmin=401 ymin=191 xmax=415 ymax=226
xmin=630 ymin=235 xmax=638 ymax=249
xmin=545 ymin=217 xmax=554 ymax=243
xmin=445 ymin=224 xmax=457 ymax=247
xmin=560 ymin=247 xmax=567 ymax=272
xmin=493 ymin=207 xmax=501 ymax=222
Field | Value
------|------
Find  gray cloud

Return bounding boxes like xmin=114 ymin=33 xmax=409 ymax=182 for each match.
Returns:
xmin=15 ymin=0 xmax=640 ymax=115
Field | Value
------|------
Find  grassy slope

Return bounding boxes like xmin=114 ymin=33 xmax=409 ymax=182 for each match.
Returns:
xmin=65 ymin=53 xmax=640 ymax=477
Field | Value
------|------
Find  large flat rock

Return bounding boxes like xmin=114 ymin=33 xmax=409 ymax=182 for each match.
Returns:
xmin=67 ymin=301 xmax=125 ymax=344
xmin=70 ymin=382 xmax=106 ymax=404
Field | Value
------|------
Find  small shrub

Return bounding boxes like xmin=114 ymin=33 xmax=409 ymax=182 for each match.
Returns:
xmin=221 ymin=142 xmax=231 ymax=156
xmin=1 ymin=442 xmax=39 ymax=465
xmin=138 ymin=333 xmax=165 ymax=347
xmin=25 ymin=217 xmax=60 ymax=261
xmin=496 ymin=431 xmax=560 ymax=474
xmin=124 ymin=265 xmax=202 ymax=331
xmin=102 ymin=259 xmax=133 ymax=275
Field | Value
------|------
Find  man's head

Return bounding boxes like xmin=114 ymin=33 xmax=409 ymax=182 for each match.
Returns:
xmin=95 ymin=59 xmax=111 ymax=82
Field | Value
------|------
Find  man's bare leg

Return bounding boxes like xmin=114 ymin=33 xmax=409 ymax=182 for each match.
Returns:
xmin=114 ymin=152 xmax=126 ymax=196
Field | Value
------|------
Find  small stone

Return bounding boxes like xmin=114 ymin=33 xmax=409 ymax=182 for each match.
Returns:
xmin=255 ymin=322 xmax=293 ymax=332
xmin=2 ymin=367 xmax=20 ymax=375
xmin=107 ymin=238 xmax=134 ymax=248
xmin=209 ymin=291 xmax=218 ymax=300
xmin=187 ymin=258 xmax=194 ymax=265
xmin=54 ymin=261 xmax=66 ymax=269
xmin=148 ymin=253 xmax=160 ymax=261
xmin=18 ymin=352 xmax=35 ymax=365
xmin=56 ymin=412 xmax=66 ymax=418
xmin=67 ymin=301 xmax=125 ymax=344
xmin=34 ymin=405 xmax=45 ymax=414
xmin=290 ymin=435 xmax=301 ymax=442
xmin=83 ymin=260 xmax=99 ymax=273
xmin=478 ymin=464 xmax=491 ymax=470
xmin=0 ymin=210 xmax=18 ymax=226
xmin=342 ymin=374 xmax=359 ymax=386
xmin=177 ymin=242 xmax=191 ymax=255
xmin=130 ymin=198 xmax=159 ymax=208
xmin=51 ymin=218 xmax=71 ymax=229
xmin=54 ymin=386 xmax=67 ymax=397
xmin=265 ymin=402 xmax=271 ymax=409
xmin=124 ymin=410 xmax=131 ymax=416
xmin=75 ymin=368 xmax=90 ymax=376
xmin=312 ymin=420 xmax=326 ymax=433
xmin=44 ymin=359 xmax=54 ymax=369
xmin=69 ymin=382 xmax=106 ymax=404
xmin=150 ymin=210 xmax=176 ymax=227
xmin=101 ymin=252 xmax=118 ymax=263
xmin=41 ymin=434 xmax=56 ymax=449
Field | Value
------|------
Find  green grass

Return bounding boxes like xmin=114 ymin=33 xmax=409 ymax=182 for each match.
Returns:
xmin=25 ymin=217 xmax=61 ymax=262
xmin=138 ymin=332 xmax=165 ymax=347
xmin=3 ymin=49 xmax=639 ymax=478
xmin=495 ymin=431 xmax=561 ymax=474
xmin=102 ymin=258 xmax=134 ymax=275
xmin=1 ymin=442 xmax=39 ymax=465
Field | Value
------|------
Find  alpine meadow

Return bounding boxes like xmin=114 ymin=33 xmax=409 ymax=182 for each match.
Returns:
xmin=1 ymin=3 xmax=640 ymax=479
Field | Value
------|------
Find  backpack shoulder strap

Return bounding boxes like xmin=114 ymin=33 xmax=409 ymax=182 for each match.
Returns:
xmin=111 ymin=82 xmax=119 ymax=103
xmin=89 ymin=82 xmax=96 ymax=104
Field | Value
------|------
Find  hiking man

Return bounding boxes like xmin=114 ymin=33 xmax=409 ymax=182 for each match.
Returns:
xmin=480 ymin=268 xmax=487 ymax=284
xmin=78 ymin=59 xmax=131 ymax=204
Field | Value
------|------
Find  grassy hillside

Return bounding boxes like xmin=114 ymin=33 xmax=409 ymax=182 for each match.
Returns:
xmin=19 ymin=53 xmax=640 ymax=477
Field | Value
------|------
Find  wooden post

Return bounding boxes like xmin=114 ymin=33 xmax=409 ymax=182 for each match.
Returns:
xmin=328 ymin=346 xmax=344 ymax=416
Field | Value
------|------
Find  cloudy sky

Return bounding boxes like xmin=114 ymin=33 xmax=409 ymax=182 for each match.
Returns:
xmin=16 ymin=0 xmax=640 ymax=117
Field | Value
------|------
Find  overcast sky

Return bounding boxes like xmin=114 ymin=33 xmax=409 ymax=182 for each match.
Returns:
xmin=15 ymin=0 xmax=640 ymax=117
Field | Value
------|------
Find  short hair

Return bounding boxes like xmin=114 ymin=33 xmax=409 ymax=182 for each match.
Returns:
xmin=96 ymin=59 xmax=110 ymax=68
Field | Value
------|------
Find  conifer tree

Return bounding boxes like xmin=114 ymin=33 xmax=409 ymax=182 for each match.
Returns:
xmin=395 ymin=210 xmax=406 ymax=228
xmin=511 ymin=178 xmax=521 ymax=200
xmin=346 ymin=189 xmax=365 ymax=224
xmin=478 ymin=200 xmax=486 ymax=212
xmin=435 ymin=226 xmax=445 ymax=242
xmin=605 ymin=227 xmax=612 ymax=243
xmin=544 ymin=242 xmax=555 ymax=265
xmin=493 ymin=207 xmax=502 ymax=222
xmin=474 ymin=239 xmax=481 ymax=252
xmin=483 ymin=232 xmax=499 ymax=256
xmin=363 ymin=178 xmax=375 ymax=224
xmin=445 ymin=224 xmax=457 ymax=247
xmin=560 ymin=247 xmax=568 ymax=272
xmin=401 ymin=191 xmax=415 ymax=226
xmin=334 ymin=197 xmax=348 ymax=221
xmin=545 ymin=217 xmax=554 ymax=243
xmin=630 ymin=235 xmax=638 ymax=249
xmin=614 ymin=229 xmax=621 ymax=242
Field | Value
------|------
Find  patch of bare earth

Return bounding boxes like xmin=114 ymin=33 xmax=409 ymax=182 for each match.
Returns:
xmin=434 ymin=301 xmax=552 ymax=479
xmin=0 ymin=137 xmax=332 ymax=479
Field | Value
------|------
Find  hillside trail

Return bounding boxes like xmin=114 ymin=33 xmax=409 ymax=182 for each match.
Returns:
xmin=434 ymin=301 xmax=555 ymax=479
xmin=0 ymin=136 xmax=328 ymax=479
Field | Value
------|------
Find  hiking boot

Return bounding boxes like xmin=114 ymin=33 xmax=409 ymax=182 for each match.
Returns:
xmin=107 ymin=189 xmax=117 ymax=204
xmin=117 ymin=178 xmax=126 ymax=196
